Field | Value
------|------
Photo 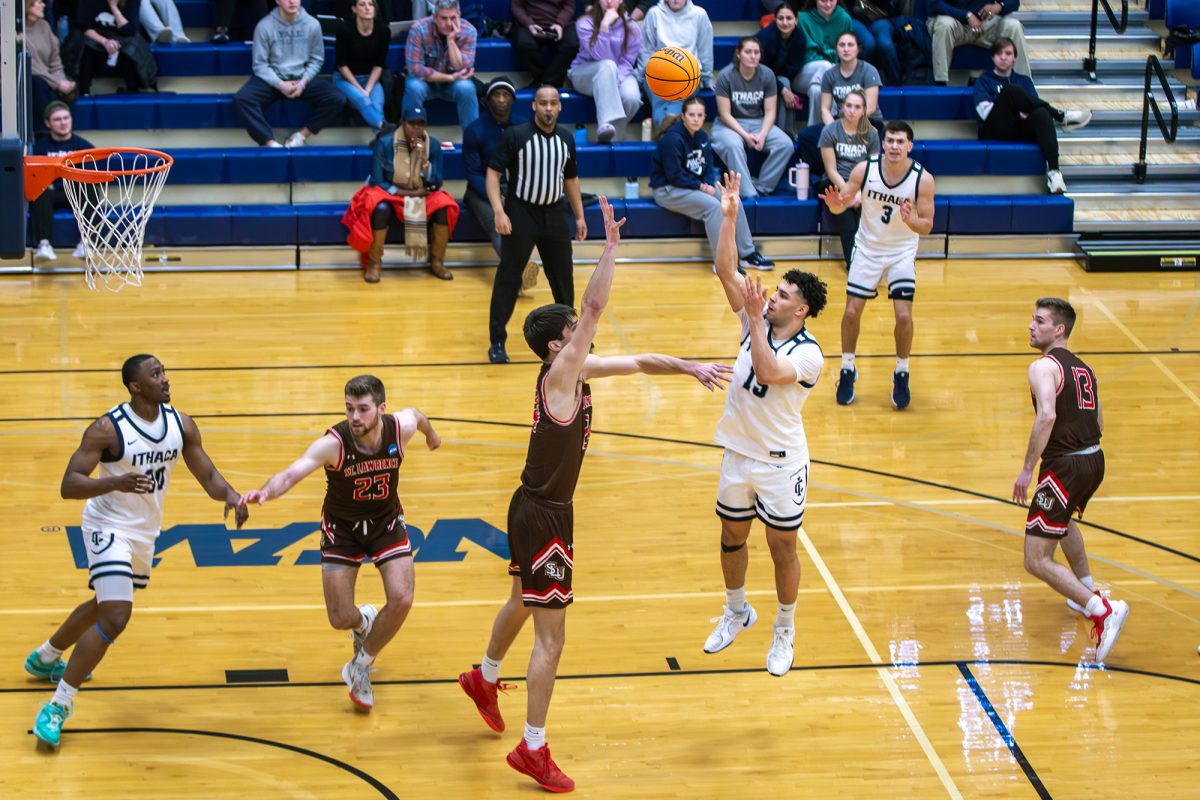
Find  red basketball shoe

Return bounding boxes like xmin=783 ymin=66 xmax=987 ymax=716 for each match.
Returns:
xmin=458 ymin=668 xmax=510 ymax=732
xmin=506 ymin=741 xmax=574 ymax=793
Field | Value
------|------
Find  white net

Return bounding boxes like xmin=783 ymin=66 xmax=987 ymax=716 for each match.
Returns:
xmin=60 ymin=149 xmax=171 ymax=292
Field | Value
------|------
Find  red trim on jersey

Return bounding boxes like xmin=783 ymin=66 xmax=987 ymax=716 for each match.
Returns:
xmin=522 ymin=584 xmax=574 ymax=604
xmin=390 ymin=412 xmax=406 ymax=462
xmin=326 ymin=426 xmax=346 ymax=472
xmin=530 ymin=537 xmax=573 ymax=571
xmin=538 ymin=372 xmax=582 ymax=426
xmin=373 ymin=539 xmax=412 ymax=561
xmin=1042 ymin=353 xmax=1065 ymax=397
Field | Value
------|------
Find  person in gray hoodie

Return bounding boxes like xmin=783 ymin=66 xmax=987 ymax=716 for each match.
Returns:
xmin=639 ymin=0 xmax=714 ymax=130
xmin=233 ymin=0 xmax=347 ymax=147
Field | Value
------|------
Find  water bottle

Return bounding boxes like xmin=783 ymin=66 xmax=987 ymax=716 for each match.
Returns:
xmin=641 ymin=118 xmax=652 ymax=142
xmin=575 ymin=124 xmax=587 ymax=146
xmin=788 ymin=162 xmax=810 ymax=200
xmin=624 ymin=177 xmax=638 ymax=200
xmin=106 ymin=49 xmax=120 ymax=68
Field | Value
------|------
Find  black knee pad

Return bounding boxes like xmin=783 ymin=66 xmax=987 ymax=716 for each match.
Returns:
xmin=721 ymin=541 xmax=746 ymax=553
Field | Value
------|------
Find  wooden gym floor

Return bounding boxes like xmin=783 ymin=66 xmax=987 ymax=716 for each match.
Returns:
xmin=1 ymin=257 xmax=1197 ymax=798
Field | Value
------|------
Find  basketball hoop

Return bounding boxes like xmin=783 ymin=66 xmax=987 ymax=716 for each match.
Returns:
xmin=25 ymin=147 xmax=172 ymax=291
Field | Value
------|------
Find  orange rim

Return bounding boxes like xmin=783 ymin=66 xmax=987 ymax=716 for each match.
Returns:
xmin=24 ymin=147 xmax=173 ymax=202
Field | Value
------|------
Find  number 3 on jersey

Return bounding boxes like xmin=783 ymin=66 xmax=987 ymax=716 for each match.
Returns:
xmin=353 ymin=473 xmax=391 ymax=501
xmin=880 ymin=205 xmax=893 ymax=224
xmin=1071 ymin=366 xmax=1096 ymax=410
xmin=742 ymin=368 xmax=768 ymax=398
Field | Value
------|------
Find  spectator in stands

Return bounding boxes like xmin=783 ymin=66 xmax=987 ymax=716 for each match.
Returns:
xmin=796 ymin=0 xmax=852 ymax=124
xmin=139 ymin=0 xmax=189 ymax=42
xmin=76 ymin=0 xmax=159 ymax=95
xmin=711 ymin=36 xmax=793 ymax=198
xmin=334 ymin=0 xmax=392 ymax=135
xmin=870 ymin=0 xmax=929 ymax=85
xmin=568 ymin=0 xmax=642 ymax=143
xmin=766 ymin=0 xmax=875 ymax=62
xmin=30 ymin=102 xmax=93 ymax=263
xmin=928 ymin=0 xmax=1029 ymax=85
xmin=816 ymin=88 xmax=878 ymax=265
xmin=650 ymin=95 xmax=774 ymax=270
xmin=510 ymin=0 xmax=580 ymax=89
xmin=756 ymin=2 xmax=806 ymax=134
xmin=234 ymin=0 xmax=345 ymax=147
xmin=210 ymin=0 xmax=268 ymax=44
xmin=639 ymin=0 xmax=714 ymax=131
xmin=627 ymin=0 xmax=655 ymax=22
xmin=462 ymin=76 xmax=541 ymax=293
xmin=345 ymin=105 xmax=461 ymax=283
xmin=405 ymin=0 xmax=480 ymax=131
xmin=24 ymin=0 xmax=76 ymax=130
xmin=973 ymin=37 xmax=1091 ymax=194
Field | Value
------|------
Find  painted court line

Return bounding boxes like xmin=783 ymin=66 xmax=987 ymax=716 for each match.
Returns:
xmin=1088 ymin=295 xmax=1200 ymax=409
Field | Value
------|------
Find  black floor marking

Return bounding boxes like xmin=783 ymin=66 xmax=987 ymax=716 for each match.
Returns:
xmin=4 ymin=659 xmax=1196 ymax=695
xmin=44 ymin=726 xmax=398 ymax=799
xmin=665 ymin=657 xmax=680 ymax=671
xmin=226 ymin=668 xmax=289 ymax=684
xmin=958 ymin=663 xmax=1052 ymax=799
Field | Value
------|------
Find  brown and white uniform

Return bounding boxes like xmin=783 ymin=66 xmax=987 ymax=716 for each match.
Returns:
xmin=321 ymin=416 xmax=412 ymax=567
xmin=507 ymin=363 xmax=592 ymax=608
xmin=1026 ymin=347 xmax=1104 ymax=539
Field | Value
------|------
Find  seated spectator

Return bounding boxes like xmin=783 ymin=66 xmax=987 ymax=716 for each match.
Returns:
xmin=29 ymin=102 xmax=94 ymax=263
xmin=404 ymin=0 xmax=479 ymax=132
xmin=567 ymin=0 xmax=642 ymax=143
xmin=139 ymin=0 xmax=189 ymax=42
xmin=650 ymin=95 xmax=773 ymax=270
xmin=344 ymin=105 xmax=461 ymax=283
xmin=796 ymin=0 xmax=852 ymax=124
xmin=76 ymin=0 xmax=158 ymax=95
xmin=334 ymin=0 xmax=392 ymax=135
xmin=871 ymin=0 xmax=930 ymax=85
xmin=816 ymin=88 xmax=879 ymax=265
xmin=928 ymin=0 xmax=1029 ymax=85
xmin=234 ymin=0 xmax=345 ymax=147
xmin=710 ymin=37 xmax=794 ymax=198
xmin=627 ymin=0 xmax=655 ymax=22
xmin=462 ymin=76 xmax=540 ymax=292
xmin=210 ymin=0 xmax=267 ymax=44
xmin=639 ymin=0 xmax=713 ymax=131
xmin=510 ymin=0 xmax=580 ymax=89
xmin=24 ymin=0 xmax=77 ymax=131
xmin=755 ymin=2 xmax=806 ymax=134
xmin=973 ymin=37 xmax=1091 ymax=194
xmin=837 ymin=0 xmax=877 ymax=62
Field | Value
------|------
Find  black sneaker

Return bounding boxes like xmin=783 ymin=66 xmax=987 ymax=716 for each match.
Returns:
xmin=836 ymin=368 xmax=856 ymax=405
xmin=487 ymin=342 xmax=510 ymax=364
xmin=211 ymin=26 xmax=230 ymax=44
xmin=739 ymin=251 xmax=774 ymax=270
xmin=892 ymin=371 xmax=910 ymax=410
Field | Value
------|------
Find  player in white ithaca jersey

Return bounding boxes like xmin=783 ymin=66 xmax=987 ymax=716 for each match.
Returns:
xmin=28 ymin=355 xmax=248 ymax=749
xmin=706 ymin=173 xmax=828 ymax=677
xmin=823 ymin=121 xmax=935 ymax=411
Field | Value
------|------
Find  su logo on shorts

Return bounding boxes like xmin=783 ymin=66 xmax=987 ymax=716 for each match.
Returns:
xmin=1035 ymin=490 xmax=1055 ymax=511
xmin=544 ymin=561 xmax=567 ymax=581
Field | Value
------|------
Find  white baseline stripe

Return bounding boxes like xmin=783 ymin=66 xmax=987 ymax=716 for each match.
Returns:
xmin=797 ymin=527 xmax=963 ymax=799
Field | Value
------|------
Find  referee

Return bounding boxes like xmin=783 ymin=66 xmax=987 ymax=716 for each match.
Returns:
xmin=486 ymin=85 xmax=587 ymax=364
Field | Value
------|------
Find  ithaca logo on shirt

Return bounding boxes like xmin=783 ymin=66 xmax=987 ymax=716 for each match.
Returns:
xmin=686 ymin=147 xmax=705 ymax=176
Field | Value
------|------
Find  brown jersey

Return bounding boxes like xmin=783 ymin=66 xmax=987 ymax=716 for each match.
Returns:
xmin=1035 ymin=347 xmax=1102 ymax=459
xmin=520 ymin=363 xmax=592 ymax=504
xmin=323 ymin=415 xmax=404 ymax=521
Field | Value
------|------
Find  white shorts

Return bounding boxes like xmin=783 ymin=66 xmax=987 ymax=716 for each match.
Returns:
xmin=847 ymin=241 xmax=917 ymax=300
xmin=82 ymin=528 xmax=155 ymax=602
xmin=715 ymin=450 xmax=809 ymax=532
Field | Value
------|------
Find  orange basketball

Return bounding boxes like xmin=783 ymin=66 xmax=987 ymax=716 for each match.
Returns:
xmin=645 ymin=47 xmax=701 ymax=102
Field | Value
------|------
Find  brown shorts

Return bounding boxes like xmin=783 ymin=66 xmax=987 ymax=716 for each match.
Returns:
xmin=1025 ymin=451 xmax=1105 ymax=539
xmin=320 ymin=510 xmax=412 ymax=567
xmin=506 ymin=487 xmax=574 ymax=608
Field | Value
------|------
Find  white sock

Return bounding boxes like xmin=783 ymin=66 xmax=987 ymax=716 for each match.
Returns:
xmin=52 ymin=680 xmax=79 ymax=709
xmin=37 ymin=641 xmax=64 ymax=664
xmin=1085 ymin=594 xmax=1107 ymax=618
xmin=895 ymin=357 xmax=910 ymax=373
xmin=725 ymin=586 xmax=748 ymax=614
xmin=355 ymin=611 xmax=371 ymax=635
xmin=480 ymin=655 xmax=502 ymax=685
xmin=841 ymin=353 xmax=856 ymax=371
xmin=354 ymin=649 xmax=375 ymax=667
xmin=775 ymin=601 xmax=796 ymax=629
xmin=524 ymin=722 xmax=546 ymax=751
xmin=1080 ymin=575 xmax=1095 ymax=592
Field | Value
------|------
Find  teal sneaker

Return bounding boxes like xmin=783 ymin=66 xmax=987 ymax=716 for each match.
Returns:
xmin=33 ymin=702 xmax=71 ymax=747
xmin=24 ymin=650 xmax=91 ymax=683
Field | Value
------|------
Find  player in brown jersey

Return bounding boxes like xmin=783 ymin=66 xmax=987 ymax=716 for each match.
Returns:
xmin=458 ymin=197 xmax=732 ymax=793
xmin=240 ymin=375 xmax=441 ymax=710
xmin=1012 ymin=298 xmax=1129 ymax=664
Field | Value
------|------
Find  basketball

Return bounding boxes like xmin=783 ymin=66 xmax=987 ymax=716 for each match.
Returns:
xmin=645 ymin=47 xmax=701 ymax=102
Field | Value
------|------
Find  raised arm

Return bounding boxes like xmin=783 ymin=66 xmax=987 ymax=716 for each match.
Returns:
xmin=714 ymin=172 xmax=747 ymax=312
xmin=60 ymin=416 xmax=155 ymax=500
xmin=240 ymin=433 xmax=341 ymax=506
xmin=582 ymin=353 xmax=732 ymax=391
xmin=822 ymin=159 xmax=867 ymax=215
xmin=179 ymin=412 xmax=248 ymax=529
xmin=394 ymin=408 xmax=442 ymax=451
xmin=1012 ymin=358 xmax=1059 ymax=504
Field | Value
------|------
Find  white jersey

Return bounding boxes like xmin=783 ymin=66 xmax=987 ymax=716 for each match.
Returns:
xmin=81 ymin=403 xmax=186 ymax=540
xmin=855 ymin=156 xmax=925 ymax=256
xmin=715 ymin=309 xmax=823 ymax=465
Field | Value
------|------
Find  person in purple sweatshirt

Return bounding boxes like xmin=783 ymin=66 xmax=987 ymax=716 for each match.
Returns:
xmin=566 ymin=0 xmax=643 ymax=143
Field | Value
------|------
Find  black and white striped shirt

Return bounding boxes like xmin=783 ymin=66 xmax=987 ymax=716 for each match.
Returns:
xmin=489 ymin=121 xmax=578 ymax=207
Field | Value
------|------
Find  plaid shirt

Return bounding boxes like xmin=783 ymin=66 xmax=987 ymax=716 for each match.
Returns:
xmin=404 ymin=15 xmax=477 ymax=79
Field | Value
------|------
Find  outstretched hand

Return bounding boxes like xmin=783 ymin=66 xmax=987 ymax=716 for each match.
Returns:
xmin=689 ymin=362 xmax=734 ymax=391
xmin=740 ymin=273 xmax=766 ymax=318
xmin=822 ymin=183 xmax=845 ymax=213
xmin=599 ymin=195 xmax=626 ymax=246
xmin=239 ymin=488 xmax=269 ymax=506
xmin=720 ymin=172 xmax=741 ymax=218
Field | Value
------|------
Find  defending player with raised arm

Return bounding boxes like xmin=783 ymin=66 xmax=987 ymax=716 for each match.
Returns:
xmin=823 ymin=121 xmax=935 ymax=410
xmin=707 ymin=172 xmax=828 ymax=677
xmin=29 ymin=354 xmax=248 ymax=749
xmin=457 ymin=197 xmax=731 ymax=794
xmin=1012 ymin=298 xmax=1128 ymax=664
xmin=240 ymin=376 xmax=441 ymax=711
